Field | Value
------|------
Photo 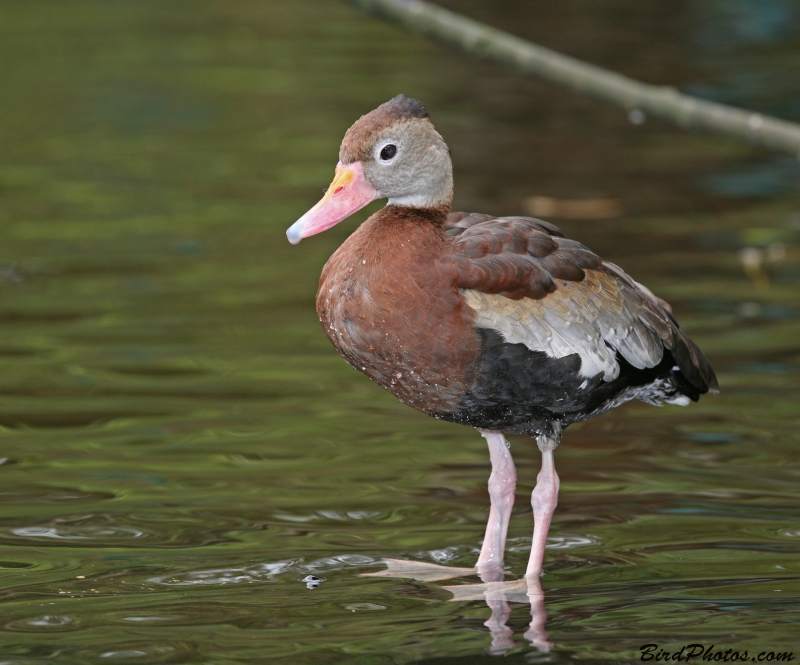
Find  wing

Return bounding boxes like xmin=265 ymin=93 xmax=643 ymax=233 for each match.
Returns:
xmin=444 ymin=213 xmax=718 ymax=393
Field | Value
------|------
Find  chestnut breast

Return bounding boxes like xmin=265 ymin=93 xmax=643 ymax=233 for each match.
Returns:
xmin=316 ymin=208 xmax=481 ymax=414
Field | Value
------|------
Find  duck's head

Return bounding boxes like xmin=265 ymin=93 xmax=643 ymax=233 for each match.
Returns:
xmin=286 ymin=95 xmax=453 ymax=244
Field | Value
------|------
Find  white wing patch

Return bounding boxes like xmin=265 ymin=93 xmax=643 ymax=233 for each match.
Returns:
xmin=462 ymin=270 xmax=664 ymax=381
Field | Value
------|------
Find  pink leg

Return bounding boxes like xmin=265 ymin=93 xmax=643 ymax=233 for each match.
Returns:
xmin=476 ymin=429 xmax=517 ymax=579
xmin=525 ymin=446 xmax=560 ymax=580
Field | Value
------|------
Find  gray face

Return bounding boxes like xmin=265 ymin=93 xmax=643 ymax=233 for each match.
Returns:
xmin=360 ymin=119 xmax=454 ymax=209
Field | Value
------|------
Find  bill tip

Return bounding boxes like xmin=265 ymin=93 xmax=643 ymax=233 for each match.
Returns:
xmin=286 ymin=222 xmax=303 ymax=245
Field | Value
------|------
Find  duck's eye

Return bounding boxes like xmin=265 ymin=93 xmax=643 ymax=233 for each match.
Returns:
xmin=379 ymin=144 xmax=397 ymax=161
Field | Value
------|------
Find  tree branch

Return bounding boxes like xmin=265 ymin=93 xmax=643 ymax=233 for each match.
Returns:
xmin=346 ymin=0 xmax=800 ymax=157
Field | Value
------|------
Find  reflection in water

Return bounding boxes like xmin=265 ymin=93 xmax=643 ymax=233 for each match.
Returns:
xmin=451 ymin=575 xmax=552 ymax=654
xmin=365 ymin=558 xmax=552 ymax=653
xmin=0 ymin=0 xmax=799 ymax=661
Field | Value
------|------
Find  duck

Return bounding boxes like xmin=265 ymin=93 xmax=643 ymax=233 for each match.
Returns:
xmin=286 ymin=95 xmax=718 ymax=584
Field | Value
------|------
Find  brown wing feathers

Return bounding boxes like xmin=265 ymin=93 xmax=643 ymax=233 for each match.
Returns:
xmin=445 ymin=214 xmax=718 ymax=394
xmin=445 ymin=216 xmax=599 ymax=300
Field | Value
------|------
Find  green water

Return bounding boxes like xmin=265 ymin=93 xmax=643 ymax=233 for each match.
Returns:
xmin=0 ymin=0 xmax=799 ymax=662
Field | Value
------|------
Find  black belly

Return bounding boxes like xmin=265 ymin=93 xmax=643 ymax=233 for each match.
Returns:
xmin=439 ymin=328 xmax=700 ymax=437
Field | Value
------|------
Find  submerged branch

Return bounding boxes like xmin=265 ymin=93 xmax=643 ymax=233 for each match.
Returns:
xmin=346 ymin=0 xmax=800 ymax=157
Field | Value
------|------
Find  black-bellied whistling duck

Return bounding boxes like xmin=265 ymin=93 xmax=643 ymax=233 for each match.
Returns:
xmin=286 ymin=95 xmax=718 ymax=585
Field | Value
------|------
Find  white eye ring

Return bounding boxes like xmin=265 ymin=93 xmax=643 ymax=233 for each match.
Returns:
xmin=376 ymin=141 xmax=399 ymax=163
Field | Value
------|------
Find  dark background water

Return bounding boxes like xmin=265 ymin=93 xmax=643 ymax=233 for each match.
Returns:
xmin=0 ymin=0 xmax=799 ymax=662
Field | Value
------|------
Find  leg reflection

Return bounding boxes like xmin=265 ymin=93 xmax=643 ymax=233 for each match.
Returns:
xmin=523 ymin=575 xmax=552 ymax=652
xmin=478 ymin=567 xmax=514 ymax=653
xmin=443 ymin=573 xmax=552 ymax=652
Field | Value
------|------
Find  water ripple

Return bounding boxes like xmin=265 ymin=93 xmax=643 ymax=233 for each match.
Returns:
xmin=273 ymin=510 xmax=383 ymax=522
xmin=0 ymin=485 xmax=115 ymax=504
xmin=147 ymin=554 xmax=382 ymax=587
xmin=0 ymin=514 xmax=235 ymax=548
xmin=508 ymin=534 xmax=599 ymax=552
xmin=147 ymin=561 xmax=297 ymax=586
xmin=5 ymin=615 xmax=75 ymax=632
xmin=9 ymin=526 xmax=145 ymax=541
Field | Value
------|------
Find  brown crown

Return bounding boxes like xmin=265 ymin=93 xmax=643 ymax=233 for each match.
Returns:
xmin=340 ymin=95 xmax=429 ymax=164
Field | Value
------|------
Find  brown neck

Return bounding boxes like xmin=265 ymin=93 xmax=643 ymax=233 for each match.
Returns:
xmin=342 ymin=204 xmax=449 ymax=264
xmin=381 ymin=204 xmax=450 ymax=227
